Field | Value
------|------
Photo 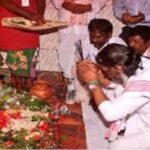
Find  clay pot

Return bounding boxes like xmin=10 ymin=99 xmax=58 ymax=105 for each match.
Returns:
xmin=29 ymin=80 xmax=53 ymax=100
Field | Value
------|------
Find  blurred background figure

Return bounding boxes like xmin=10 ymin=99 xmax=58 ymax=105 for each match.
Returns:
xmin=113 ymin=0 xmax=150 ymax=43
xmin=0 ymin=0 xmax=46 ymax=90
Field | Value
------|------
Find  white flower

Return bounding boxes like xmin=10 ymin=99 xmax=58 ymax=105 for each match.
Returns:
xmin=1 ymin=127 xmax=9 ymax=133
xmin=8 ymin=118 xmax=39 ymax=132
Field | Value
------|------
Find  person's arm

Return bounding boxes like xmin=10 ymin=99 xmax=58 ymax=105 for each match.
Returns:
xmin=35 ymin=0 xmax=46 ymax=17
xmin=77 ymin=60 xmax=150 ymax=122
xmin=34 ymin=0 xmax=46 ymax=24
xmin=112 ymin=0 xmax=125 ymax=21
xmin=0 ymin=0 xmax=45 ymax=23
xmin=122 ymin=12 xmax=145 ymax=24
xmin=94 ymin=86 xmax=150 ymax=121
xmin=62 ymin=2 xmax=92 ymax=14
xmin=0 ymin=0 xmax=32 ymax=19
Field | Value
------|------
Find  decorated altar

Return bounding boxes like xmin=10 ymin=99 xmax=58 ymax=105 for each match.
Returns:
xmin=0 ymin=71 xmax=86 ymax=149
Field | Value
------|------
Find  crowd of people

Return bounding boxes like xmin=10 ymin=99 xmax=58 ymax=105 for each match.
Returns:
xmin=0 ymin=0 xmax=150 ymax=149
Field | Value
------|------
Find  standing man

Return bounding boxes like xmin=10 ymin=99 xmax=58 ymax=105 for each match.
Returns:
xmin=113 ymin=0 xmax=150 ymax=43
xmin=0 ymin=0 xmax=46 ymax=90
xmin=50 ymin=0 xmax=107 ymax=103
xmin=82 ymin=18 xmax=126 ymax=61
xmin=74 ymin=18 xmax=127 ymax=102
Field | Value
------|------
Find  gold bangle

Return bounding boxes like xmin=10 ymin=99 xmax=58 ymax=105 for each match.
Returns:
xmin=87 ymin=80 xmax=100 ymax=90
xmin=87 ymin=80 xmax=100 ymax=85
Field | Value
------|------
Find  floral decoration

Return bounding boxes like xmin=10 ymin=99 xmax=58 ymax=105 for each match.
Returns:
xmin=0 ymin=85 xmax=68 ymax=149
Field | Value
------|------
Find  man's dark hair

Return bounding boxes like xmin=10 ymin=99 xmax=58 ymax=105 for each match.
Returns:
xmin=129 ymin=26 xmax=150 ymax=41
xmin=88 ymin=18 xmax=113 ymax=33
xmin=96 ymin=44 xmax=141 ymax=77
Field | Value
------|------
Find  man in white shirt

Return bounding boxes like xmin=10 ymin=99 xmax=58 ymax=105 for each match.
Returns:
xmin=75 ymin=18 xmax=126 ymax=102
xmin=50 ymin=0 xmax=107 ymax=102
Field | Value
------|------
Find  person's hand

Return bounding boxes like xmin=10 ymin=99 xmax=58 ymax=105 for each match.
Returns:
xmin=122 ymin=12 xmax=131 ymax=24
xmin=122 ymin=12 xmax=145 ymax=24
xmin=97 ymin=69 xmax=111 ymax=86
xmin=26 ymin=13 xmax=46 ymax=25
xmin=132 ymin=12 xmax=145 ymax=23
xmin=62 ymin=2 xmax=92 ymax=14
xmin=76 ymin=60 xmax=99 ymax=84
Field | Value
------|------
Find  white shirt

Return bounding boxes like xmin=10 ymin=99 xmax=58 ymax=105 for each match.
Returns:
xmin=51 ymin=0 xmax=107 ymax=24
xmin=98 ymin=47 xmax=150 ymax=148
xmin=82 ymin=36 xmax=127 ymax=62
xmin=113 ymin=0 xmax=150 ymax=27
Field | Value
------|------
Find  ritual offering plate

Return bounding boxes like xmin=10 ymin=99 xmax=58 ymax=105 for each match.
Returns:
xmin=1 ymin=17 xmax=68 ymax=31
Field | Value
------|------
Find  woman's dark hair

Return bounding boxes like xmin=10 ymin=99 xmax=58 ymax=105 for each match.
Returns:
xmin=129 ymin=25 xmax=150 ymax=41
xmin=88 ymin=18 xmax=113 ymax=33
xmin=96 ymin=44 xmax=141 ymax=77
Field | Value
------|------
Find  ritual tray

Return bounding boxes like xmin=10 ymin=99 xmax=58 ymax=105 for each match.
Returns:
xmin=1 ymin=17 xmax=68 ymax=31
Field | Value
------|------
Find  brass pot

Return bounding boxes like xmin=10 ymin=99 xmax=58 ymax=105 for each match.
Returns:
xmin=29 ymin=80 xmax=53 ymax=100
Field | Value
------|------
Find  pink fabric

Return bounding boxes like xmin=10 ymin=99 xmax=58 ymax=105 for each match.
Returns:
xmin=105 ymin=122 xmax=119 ymax=140
xmin=125 ymin=80 xmax=150 ymax=92
xmin=104 ymin=80 xmax=150 ymax=141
